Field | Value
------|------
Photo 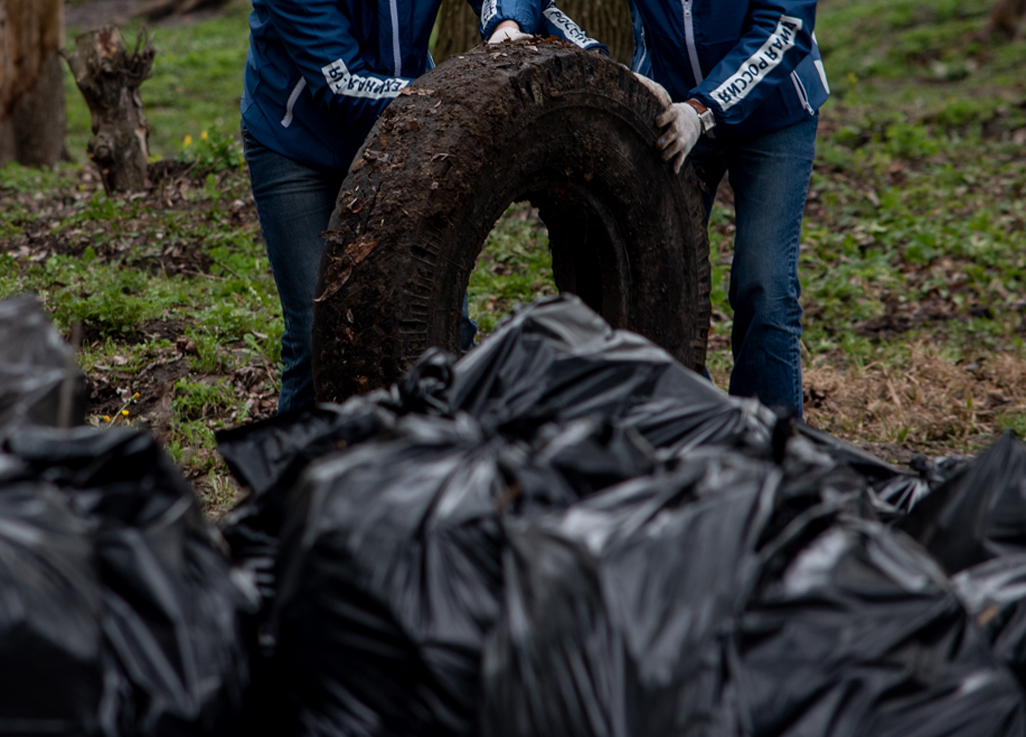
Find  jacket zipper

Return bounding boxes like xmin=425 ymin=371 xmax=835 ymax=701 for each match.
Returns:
xmin=790 ymin=71 xmax=814 ymax=114
xmin=682 ymin=0 xmax=703 ymax=84
xmin=280 ymin=77 xmax=307 ymax=128
xmin=389 ymin=0 xmax=402 ymax=76
xmin=632 ymin=22 xmax=648 ymax=73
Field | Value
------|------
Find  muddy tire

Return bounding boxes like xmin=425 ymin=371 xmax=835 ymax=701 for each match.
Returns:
xmin=313 ymin=41 xmax=710 ymax=402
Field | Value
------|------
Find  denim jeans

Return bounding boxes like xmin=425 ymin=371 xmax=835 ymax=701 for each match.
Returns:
xmin=243 ymin=127 xmax=477 ymax=413
xmin=688 ymin=113 xmax=818 ymax=417
xmin=243 ymin=127 xmax=345 ymax=413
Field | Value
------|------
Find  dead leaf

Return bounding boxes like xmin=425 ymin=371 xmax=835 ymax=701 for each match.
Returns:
xmin=314 ymin=235 xmax=379 ymax=303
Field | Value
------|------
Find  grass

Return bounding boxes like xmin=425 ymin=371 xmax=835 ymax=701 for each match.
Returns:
xmin=791 ymin=0 xmax=1026 ymax=452
xmin=469 ymin=204 xmax=557 ymax=335
xmin=2 ymin=0 xmax=1025 ymax=510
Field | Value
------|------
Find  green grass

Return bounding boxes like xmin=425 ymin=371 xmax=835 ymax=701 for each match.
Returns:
xmin=469 ymin=203 xmax=556 ymax=335
xmin=798 ymin=0 xmax=1026 ymax=368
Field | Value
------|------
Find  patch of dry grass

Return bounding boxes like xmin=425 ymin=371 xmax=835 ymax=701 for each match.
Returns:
xmin=804 ymin=345 xmax=1026 ymax=456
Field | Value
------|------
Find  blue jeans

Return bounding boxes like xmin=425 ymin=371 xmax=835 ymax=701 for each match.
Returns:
xmin=243 ymin=127 xmax=345 ymax=413
xmin=689 ymin=114 xmax=818 ymax=417
xmin=243 ymin=128 xmax=477 ymax=413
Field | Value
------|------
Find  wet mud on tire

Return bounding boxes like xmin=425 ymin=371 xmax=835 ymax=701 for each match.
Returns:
xmin=313 ymin=41 xmax=711 ymax=402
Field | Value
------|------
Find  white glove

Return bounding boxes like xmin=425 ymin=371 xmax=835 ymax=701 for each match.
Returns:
xmin=633 ymin=72 xmax=672 ymax=109
xmin=655 ymin=103 xmax=702 ymax=174
xmin=488 ymin=22 xmax=531 ymax=44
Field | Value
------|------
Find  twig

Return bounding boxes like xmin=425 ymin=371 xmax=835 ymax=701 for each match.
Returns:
xmin=57 ymin=322 xmax=83 ymax=429
xmin=181 ymin=268 xmax=229 ymax=281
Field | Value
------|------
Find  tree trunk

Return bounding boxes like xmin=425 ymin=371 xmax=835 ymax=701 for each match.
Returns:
xmin=988 ymin=0 xmax=1026 ymax=38
xmin=0 ymin=0 xmax=67 ymax=167
xmin=433 ymin=0 xmax=482 ymax=64
xmin=557 ymin=0 xmax=632 ymax=65
xmin=433 ymin=0 xmax=633 ymax=66
xmin=64 ymin=27 xmax=155 ymax=194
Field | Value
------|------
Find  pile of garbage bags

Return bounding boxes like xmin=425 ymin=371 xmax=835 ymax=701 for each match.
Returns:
xmin=7 ymin=292 xmax=1026 ymax=735
xmin=0 ymin=296 xmax=250 ymax=736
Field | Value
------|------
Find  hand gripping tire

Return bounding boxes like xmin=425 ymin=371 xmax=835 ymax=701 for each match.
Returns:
xmin=313 ymin=41 xmax=711 ymax=402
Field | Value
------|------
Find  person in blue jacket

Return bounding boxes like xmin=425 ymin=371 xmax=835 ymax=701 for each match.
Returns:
xmin=241 ymin=0 xmax=604 ymax=414
xmin=505 ymin=0 xmax=829 ymax=417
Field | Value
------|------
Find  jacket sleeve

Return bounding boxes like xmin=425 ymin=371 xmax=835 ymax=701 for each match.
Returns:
xmin=537 ymin=1 xmax=609 ymax=54
xmin=480 ymin=0 xmax=537 ymax=39
xmin=690 ymin=0 xmax=818 ymax=126
xmin=260 ymin=0 xmax=415 ymax=130
xmin=481 ymin=0 xmax=608 ymax=54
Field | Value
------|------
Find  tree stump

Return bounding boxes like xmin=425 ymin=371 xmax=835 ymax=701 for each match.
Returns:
xmin=64 ymin=26 xmax=155 ymax=194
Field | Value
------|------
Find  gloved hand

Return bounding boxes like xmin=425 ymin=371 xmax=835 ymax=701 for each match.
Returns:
xmin=633 ymin=72 xmax=672 ymax=108
xmin=488 ymin=21 xmax=531 ymax=44
xmin=655 ymin=103 xmax=702 ymax=174
xmin=633 ymin=72 xmax=704 ymax=173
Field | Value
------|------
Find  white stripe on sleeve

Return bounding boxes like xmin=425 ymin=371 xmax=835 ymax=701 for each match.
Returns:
xmin=710 ymin=15 xmax=803 ymax=111
xmin=481 ymin=0 xmax=497 ymax=30
xmin=320 ymin=58 xmax=409 ymax=100
xmin=543 ymin=7 xmax=600 ymax=49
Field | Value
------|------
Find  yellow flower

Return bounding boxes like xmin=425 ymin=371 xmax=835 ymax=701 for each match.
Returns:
xmin=103 ymin=415 xmax=111 ymax=422
xmin=133 ymin=392 xmax=140 ymax=399
xmin=183 ymin=135 xmax=193 ymax=147
xmin=201 ymin=130 xmax=209 ymax=140
xmin=121 ymin=409 xmax=129 ymax=416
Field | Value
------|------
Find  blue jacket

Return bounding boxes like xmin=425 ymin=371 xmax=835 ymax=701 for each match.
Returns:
xmin=626 ymin=0 xmax=829 ymax=139
xmin=494 ymin=0 xmax=829 ymax=140
xmin=242 ymin=0 xmax=604 ymax=173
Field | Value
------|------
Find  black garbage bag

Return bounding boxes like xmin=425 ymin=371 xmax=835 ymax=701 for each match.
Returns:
xmin=0 ymin=473 xmax=107 ymax=735
xmin=448 ymin=295 xmax=774 ymax=452
xmin=795 ymin=423 xmax=931 ymax=522
xmin=272 ymin=414 xmax=542 ymax=737
xmin=0 ymin=295 xmax=85 ymax=430
xmin=216 ymin=349 xmax=459 ymax=608
xmin=217 ymin=398 xmax=396 ymax=606
xmin=725 ymin=516 xmax=1025 ymax=737
xmin=7 ymin=426 xmax=250 ymax=737
xmin=482 ymin=443 xmax=1026 ymax=737
xmin=525 ymin=419 xmax=656 ymax=498
xmin=270 ymin=409 xmax=657 ymax=737
xmin=899 ymin=431 xmax=1026 ymax=574
xmin=620 ymin=393 xmax=774 ymax=457
xmin=953 ymin=554 xmax=1026 ymax=690
xmin=481 ymin=449 xmax=783 ymax=737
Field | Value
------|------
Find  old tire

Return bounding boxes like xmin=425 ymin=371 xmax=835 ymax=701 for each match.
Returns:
xmin=313 ymin=41 xmax=710 ymax=402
